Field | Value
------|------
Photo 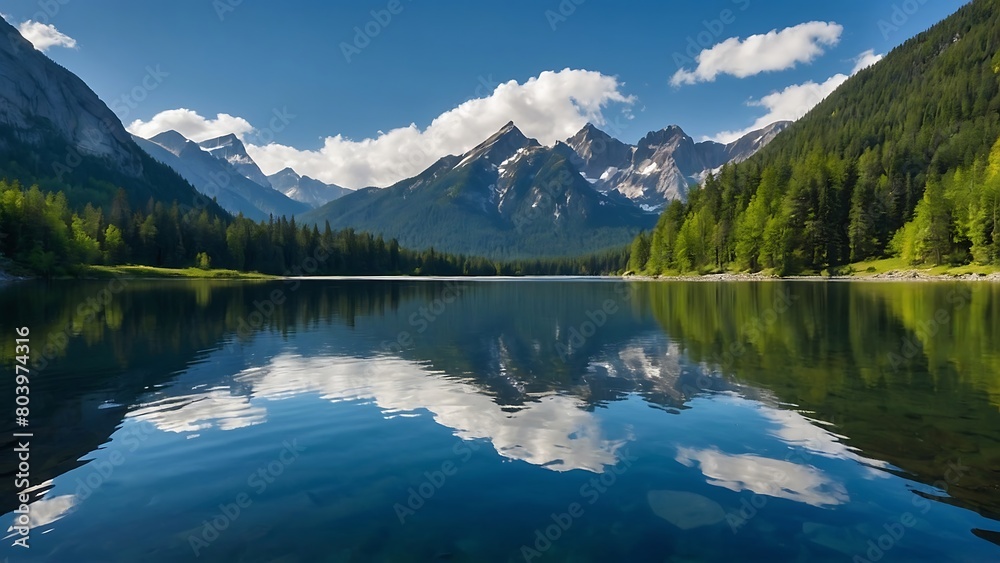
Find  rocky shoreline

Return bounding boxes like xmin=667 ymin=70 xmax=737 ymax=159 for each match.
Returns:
xmin=625 ymin=271 xmax=1000 ymax=282
xmin=854 ymin=270 xmax=1000 ymax=282
xmin=0 ymin=268 xmax=28 ymax=282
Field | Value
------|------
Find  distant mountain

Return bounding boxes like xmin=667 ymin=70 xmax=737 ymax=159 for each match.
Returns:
xmin=566 ymin=121 xmax=789 ymax=209
xmin=134 ymin=130 xmax=309 ymax=220
xmin=301 ymin=122 xmax=656 ymax=258
xmin=0 ymin=17 xmax=223 ymax=212
xmin=198 ymin=134 xmax=273 ymax=188
xmin=267 ymin=167 xmax=352 ymax=208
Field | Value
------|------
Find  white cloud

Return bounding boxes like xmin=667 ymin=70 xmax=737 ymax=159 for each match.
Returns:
xmin=16 ymin=20 xmax=78 ymax=51
xmin=228 ymin=353 xmax=627 ymax=473
xmin=708 ymin=50 xmax=884 ymax=143
xmin=672 ymin=21 xmax=843 ymax=86
xmin=675 ymin=446 xmax=849 ymax=507
xmin=128 ymin=69 xmax=634 ymax=189
xmin=127 ymin=109 xmax=254 ymax=143
xmin=851 ymin=48 xmax=884 ymax=73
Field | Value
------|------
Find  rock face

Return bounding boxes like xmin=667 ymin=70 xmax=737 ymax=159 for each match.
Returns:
xmin=267 ymin=167 xmax=352 ymax=208
xmin=0 ymin=17 xmax=142 ymax=176
xmin=724 ymin=121 xmax=789 ymax=163
xmin=565 ymin=121 xmax=790 ymax=209
xmin=565 ymin=123 xmax=633 ymax=182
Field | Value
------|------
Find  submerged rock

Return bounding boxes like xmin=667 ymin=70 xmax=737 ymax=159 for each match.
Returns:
xmin=647 ymin=490 xmax=725 ymax=530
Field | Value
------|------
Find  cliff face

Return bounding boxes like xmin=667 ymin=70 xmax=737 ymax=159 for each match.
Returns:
xmin=0 ymin=18 xmax=142 ymax=177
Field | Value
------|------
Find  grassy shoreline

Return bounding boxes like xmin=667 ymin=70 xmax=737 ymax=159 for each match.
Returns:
xmin=75 ymin=265 xmax=277 ymax=280
xmin=3 ymin=258 xmax=999 ymax=282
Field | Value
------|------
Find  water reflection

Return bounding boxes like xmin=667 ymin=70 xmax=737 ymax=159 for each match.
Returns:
xmin=676 ymin=446 xmax=849 ymax=507
xmin=129 ymin=390 xmax=268 ymax=433
xmin=0 ymin=279 xmax=998 ymax=561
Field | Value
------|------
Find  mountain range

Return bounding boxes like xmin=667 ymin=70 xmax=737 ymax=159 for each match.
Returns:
xmin=298 ymin=121 xmax=786 ymax=257
xmin=565 ymin=121 xmax=789 ymax=208
xmin=0 ymin=11 xmax=787 ymax=262
xmin=300 ymin=122 xmax=661 ymax=258
xmin=267 ymin=167 xmax=353 ymax=208
xmin=132 ymin=131 xmax=311 ymax=220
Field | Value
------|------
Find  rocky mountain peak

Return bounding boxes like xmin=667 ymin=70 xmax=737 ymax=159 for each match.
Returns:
xmin=198 ymin=133 xmax=272 ymax=188
xmin=457 ymin=121 xmax=540 ymax=169
xmin=149 ymin=130 xmax=194 ymax=155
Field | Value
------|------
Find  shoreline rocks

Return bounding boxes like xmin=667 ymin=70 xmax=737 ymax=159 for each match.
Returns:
xmin=623 ymin=271 xmax=1000 ymax=282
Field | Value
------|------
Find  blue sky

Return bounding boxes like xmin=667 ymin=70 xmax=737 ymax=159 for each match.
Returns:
xmin=3 ymin=0 xmax=968 ymax=188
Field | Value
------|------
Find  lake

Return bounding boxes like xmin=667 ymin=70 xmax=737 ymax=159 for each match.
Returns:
xmin=1 ymin=278 xmax=999 ymax=562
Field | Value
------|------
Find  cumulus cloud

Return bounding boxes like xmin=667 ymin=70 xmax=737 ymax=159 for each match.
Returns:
xmin=16 ymin=20 xmax=78 ymax=51
xmin=708 ymin=50 xmax=884 ymax=143
xmin=671 ymin=21 xmax=843 ymax=86
xmin=127 ymin=109 xmax=254 ymax=143
xmin=128 ymin=69 xmax=634 ymax=189
xmin=851 ymin=48 xmax=884 ymax=73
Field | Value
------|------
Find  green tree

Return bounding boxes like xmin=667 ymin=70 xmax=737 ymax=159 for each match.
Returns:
xmin=196 ymin=252 xmax=212 ymax=270
xmin=628 ymin=232 xmax=651 ymax=272
xmin=103 ymin=224 xmax=127 ymax=264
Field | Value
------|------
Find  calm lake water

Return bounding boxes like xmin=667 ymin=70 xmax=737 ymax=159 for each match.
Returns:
xmin=1 ymin=278 xmax=999 ymax=562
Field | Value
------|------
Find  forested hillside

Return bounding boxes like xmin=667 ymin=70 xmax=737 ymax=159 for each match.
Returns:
xmin=0 ymin=180 xmax=628 ymax=276
xmin=630 ymin=0 xmax=1000 ymax=275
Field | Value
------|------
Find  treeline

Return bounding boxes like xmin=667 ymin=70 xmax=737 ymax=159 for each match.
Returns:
xmin=629 ymin=0 xmax=1000 ymax=275
xmin=0 ymin=180 xmax=629 ymax=277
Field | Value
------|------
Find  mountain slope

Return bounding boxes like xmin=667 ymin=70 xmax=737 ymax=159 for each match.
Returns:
xmin=134 ymin=131 xmax=310 ymax=220
xmin=565 ymin=122 xmax=789 ymax=208
xmin=301 ymin=122 xmax=655 ymax=258
xmin=634 ymin=0 xmax=1000 ymax=275
xmin=724 ymin=121 xmax=789 ymax=163
xmin=267 ymin=167 xmax=352 ymax=208
xmin=0 ymin=17 xmax=224 ymax=213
